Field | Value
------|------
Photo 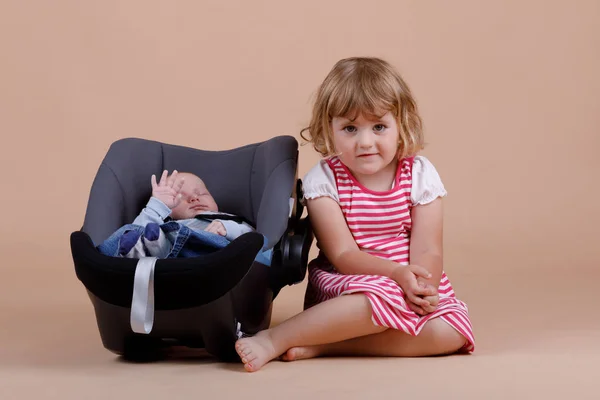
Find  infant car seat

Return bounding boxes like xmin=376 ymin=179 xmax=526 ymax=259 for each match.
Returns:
xmin=70 ymin=135 xmax=313 ymax=362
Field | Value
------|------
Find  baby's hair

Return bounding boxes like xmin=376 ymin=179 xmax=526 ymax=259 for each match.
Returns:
xmin=300 ymin=57 xmax=425 ymax=159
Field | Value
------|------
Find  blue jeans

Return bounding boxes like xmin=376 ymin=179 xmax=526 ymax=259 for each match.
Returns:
xmin=97 ymin=221 xmax=273 ymax=265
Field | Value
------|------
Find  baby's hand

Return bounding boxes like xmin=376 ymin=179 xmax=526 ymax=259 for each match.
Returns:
xmin=151 ymin=170 xmax=185 ymax=209
xmin=204 ymin=220 xmax=227 ymax=236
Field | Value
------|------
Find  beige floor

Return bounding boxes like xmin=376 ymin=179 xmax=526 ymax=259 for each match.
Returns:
xmin=1 ymin=246 xmax=597 ymax=400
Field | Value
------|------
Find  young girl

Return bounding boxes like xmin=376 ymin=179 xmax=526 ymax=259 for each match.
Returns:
xmin=235 ymin=57 xmax=475 ymax=372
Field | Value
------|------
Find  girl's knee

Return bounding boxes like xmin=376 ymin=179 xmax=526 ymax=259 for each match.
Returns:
xmin=430 ymin=320 xmax=467 ymax=355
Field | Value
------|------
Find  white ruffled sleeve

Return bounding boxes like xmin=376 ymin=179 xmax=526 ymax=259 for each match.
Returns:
xmin=301 ymin=160 xmax=339 ymax=204
xmin=411 ymin=156 xmax=448 ymax=206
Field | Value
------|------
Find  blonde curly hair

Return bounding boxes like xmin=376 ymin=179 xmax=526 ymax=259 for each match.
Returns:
xmin=301 ymin=57 xmax=425 ymax=159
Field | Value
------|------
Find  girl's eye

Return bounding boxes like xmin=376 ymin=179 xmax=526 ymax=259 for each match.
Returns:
xmin=343 ymin=126 xmax=357 ymax=133
xmin=373 ymin=124 xmax=386 ymax=132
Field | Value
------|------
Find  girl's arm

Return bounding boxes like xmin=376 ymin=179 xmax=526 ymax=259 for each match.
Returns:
xmin=306 ymin=196 xmax=401 ymax=278
xmin=408 ymin=197 xmax=444 ymax=288
xmin=307 ymin=195 xmax=436 ymax=307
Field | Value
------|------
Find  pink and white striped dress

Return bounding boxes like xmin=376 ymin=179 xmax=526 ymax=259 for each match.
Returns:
xmin=303 ymin=156 xmax=475 ymax=353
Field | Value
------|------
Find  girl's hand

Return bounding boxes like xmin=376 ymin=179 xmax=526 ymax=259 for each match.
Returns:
xmin=391 ymin=265 xmax=437 ymax=311
xmin=151 ymin=170 xmax=185 ymax=209
xmin=407 ymin=279 xmax=439 ymax=315
xmin=419 ymin=277 xmax=439 ymax=310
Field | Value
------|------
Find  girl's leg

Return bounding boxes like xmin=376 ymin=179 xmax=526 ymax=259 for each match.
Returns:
xmin=235 ymin=294 xmax=385 ymax=372
xmin=282 ymin=317 xmax=467 ymax=361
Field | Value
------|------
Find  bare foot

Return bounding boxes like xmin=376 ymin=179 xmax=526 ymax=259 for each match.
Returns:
xmin=281 ymin=345 xmax=322 ymax=362
xmin=235 ymin=331 xmax=280 ymax=372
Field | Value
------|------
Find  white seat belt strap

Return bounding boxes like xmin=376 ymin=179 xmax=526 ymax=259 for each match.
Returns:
xmin=130 ymin=257 xmax=157 ymax=334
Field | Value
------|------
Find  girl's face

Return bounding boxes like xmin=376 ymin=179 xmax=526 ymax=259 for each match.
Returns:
xmin=331 ymin=111 xmax=400 ymax=182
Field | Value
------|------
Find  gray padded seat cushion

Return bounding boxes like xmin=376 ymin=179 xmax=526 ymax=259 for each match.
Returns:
xmin=82 ymin=136 xmax=298 ymax=250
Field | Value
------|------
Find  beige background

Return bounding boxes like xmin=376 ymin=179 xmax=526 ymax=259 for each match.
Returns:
xmin=1 ymin=0 xmax=598 ymax=398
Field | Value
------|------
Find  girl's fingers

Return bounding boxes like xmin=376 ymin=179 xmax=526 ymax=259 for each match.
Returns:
xmin=417 ymin=285 xmax=437 ymax=297
xmin=425 ymin=295 xmax=439 ymax=307
xmin=411 ymin=281 xmax=435 ymax=297
xmin=406 ymin=291 xmax=430 ymax=308
xmin=151 ymin=174 xmax=157 ymax=189
xmin=422 ymin=302 xmax=435 ymax=312
xmin=408 ymin=301 xmax=426 ymax=315
xmin=409 ymin=265 xmax=432 ymax=280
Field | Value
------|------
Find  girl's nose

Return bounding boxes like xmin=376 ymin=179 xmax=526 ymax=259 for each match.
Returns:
xmin=357 ymin=130 xmax=374 ymax=148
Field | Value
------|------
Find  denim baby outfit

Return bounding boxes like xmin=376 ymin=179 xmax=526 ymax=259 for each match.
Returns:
xmin=97 ymin=197 xmax=272 ymax=266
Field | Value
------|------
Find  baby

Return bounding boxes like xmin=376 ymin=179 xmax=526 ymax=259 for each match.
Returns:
xmin=132 ymin=169 xmax=254 ymax=241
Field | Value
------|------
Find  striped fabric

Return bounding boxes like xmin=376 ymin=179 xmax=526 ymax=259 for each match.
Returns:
xmin=304 ymin=156 xmax=475 ymax=352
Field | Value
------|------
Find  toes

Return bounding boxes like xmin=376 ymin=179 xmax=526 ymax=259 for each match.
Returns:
xmin=285 ymin=349 xmax=296 ymax=361
xmin=235 ymin=345 xmax=250 ymax=361
xmin=244 ymin=362 xmax=257 ymax=372
xmin=282 ymin=347 xmax=320 ymax=361
xmin=235 ymin=344 xmax=246 ymax=357
xmin=234 ymin=334 xmax=277 ymax=372
xmin=281 ymin=348 xmax=298 ymax=362
xmin=236 ymin=348 xmax=255 ymax=364
xmin=236 ymin=346 xmax=248 ymax=357
xmin=235 ymin=340 xmax=261 ymax=367
xmin=242 ymin=351 xmax=258 ymax=364
xmin=235 ymin=340 xmax=250 ymax=353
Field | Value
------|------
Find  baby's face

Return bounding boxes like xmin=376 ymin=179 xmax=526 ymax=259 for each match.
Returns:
xmin=170 ymin=173 xmax=219 ymax=220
